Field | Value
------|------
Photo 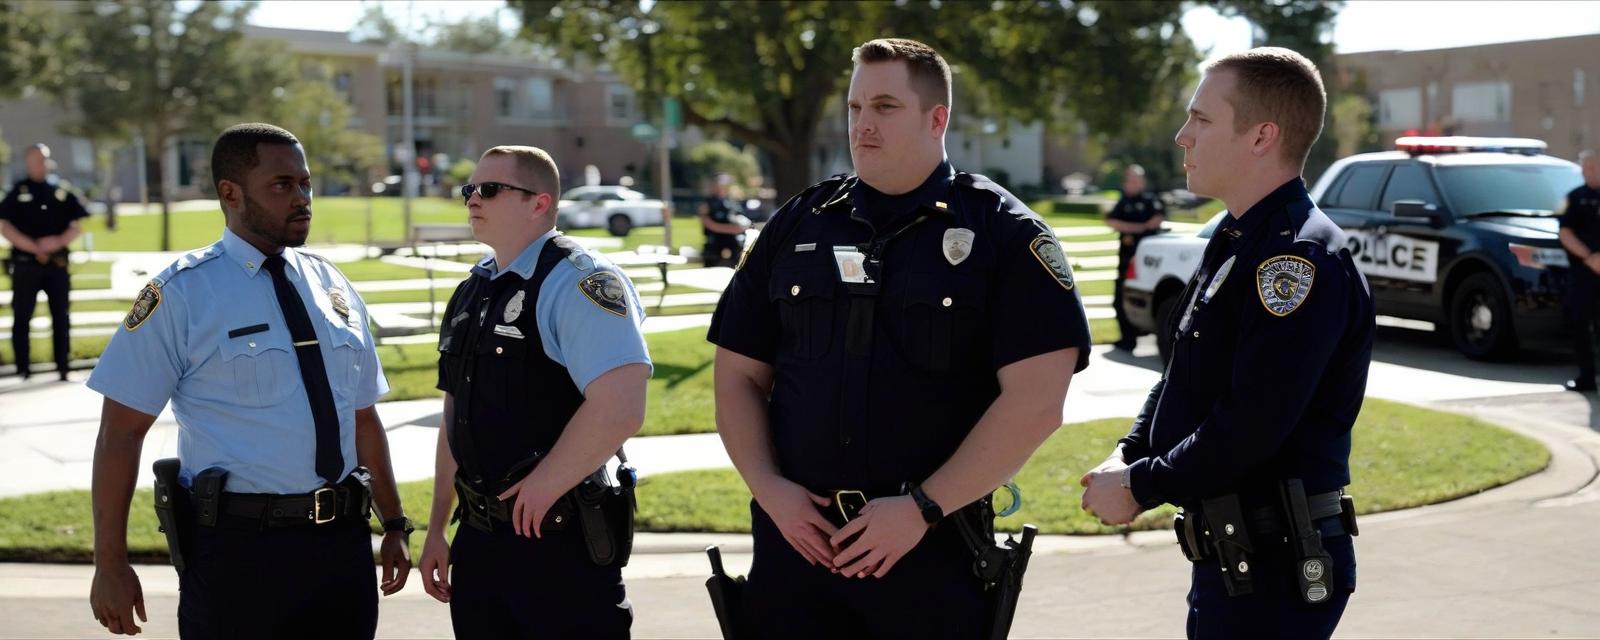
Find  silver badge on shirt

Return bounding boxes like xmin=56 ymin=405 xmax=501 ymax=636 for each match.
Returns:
xmin=504 ymin=290 xmax=526 ymax=323
xmin=942 ymin=228 xmax=975 ymax=266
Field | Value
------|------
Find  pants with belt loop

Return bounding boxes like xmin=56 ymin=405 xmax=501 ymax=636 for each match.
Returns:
xmin=448 ymin=520 xmax=632 ymax=639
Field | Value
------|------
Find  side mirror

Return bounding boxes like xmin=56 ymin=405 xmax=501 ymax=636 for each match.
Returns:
xmin=1392 ymin=200 xmax=1447 ymax=227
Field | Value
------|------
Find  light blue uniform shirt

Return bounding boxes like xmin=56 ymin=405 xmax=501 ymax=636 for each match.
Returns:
xmin=474 ymin=230 xmax=652 ymax=391
xmin=87 ymin=229 xmax=389 ymax=493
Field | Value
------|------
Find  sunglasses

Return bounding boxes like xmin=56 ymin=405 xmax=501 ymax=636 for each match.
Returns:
xmin=460 ymin=181 xmax=541 ymax=204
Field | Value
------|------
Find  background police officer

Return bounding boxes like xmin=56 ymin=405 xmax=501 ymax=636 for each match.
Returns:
xmin=85 ymin=123 xmax=412 ymax=637
xmin=708 ymin=38 xmax=1091 ymax=639
xmin=1104 ymin=164 xmax=1166 ymax=351
xmin=0 ymin=144 xmax=88 ymax=380
xmin=1558 ymin=150 xmax=1600 ymax=392
xmin=699 ymin=173 xmax=750 ymax=267
xmin=417 ymin=145 xmax=650 ymax=639
xmin=1081 ymin=49 xmax=1373 ymax=639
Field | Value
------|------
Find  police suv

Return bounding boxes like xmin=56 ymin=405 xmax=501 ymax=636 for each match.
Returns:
xmin=1123 ymin=137 xmax=1581 ymax=362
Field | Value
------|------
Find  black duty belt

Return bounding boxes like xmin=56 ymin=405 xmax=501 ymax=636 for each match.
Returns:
xmin=204 ymin=479 xmax=370 ymax=529
xmin=454 ymin=474 xmax=574 ymax=534
xmin=1176 ymin=489 xmax=1353 ymax=563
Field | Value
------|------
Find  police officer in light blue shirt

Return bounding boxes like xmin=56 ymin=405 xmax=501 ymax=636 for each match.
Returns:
xmin=86 ymin=123 xmax=412 ymax=638
xmin=419 ymin=145 xmax=651 ymax=639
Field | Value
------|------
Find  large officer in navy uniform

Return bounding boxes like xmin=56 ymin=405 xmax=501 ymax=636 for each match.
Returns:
xmin=1081 ymin=49 xmax=1374 ymax=639
xmin=1558 ymin=150 xmax=1600 ymax=392
xmin=417 ymin=145 xmax=651 ymax=639
xmin=1104 ymin=164 xmax=1166 ymax=351
xmin=0 ymin=144 xmax=89 ymax=380
xmin=86 ymin=123 xmax=412 ymax=637
xmin=709 ymin=38 xmax=1091 ymax=639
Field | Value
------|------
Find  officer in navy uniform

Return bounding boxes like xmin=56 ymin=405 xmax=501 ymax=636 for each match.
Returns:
xmin=0 ymin=144 xmax=89 ymax=380
xmin=700 ymin=174 xmax=751 ymax=267
xmin=1104 ymin=164 xmax=1166 ymax=351
xmin=85 ymin=124 xmax=413 ymax=638
xmin=709 ymin=39 xmax=1091 ymax=639
xmin=1558 ymin=150 xmax=1600 ymax=392
xmin=418 ymin=145 xmax=651 ymax=639
xmin=1081 ymin=49 xmax=1374 ymax=639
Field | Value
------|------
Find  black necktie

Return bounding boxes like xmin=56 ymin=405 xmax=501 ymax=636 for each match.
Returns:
xmin=263 ymin=254 xmax=344 ymax=485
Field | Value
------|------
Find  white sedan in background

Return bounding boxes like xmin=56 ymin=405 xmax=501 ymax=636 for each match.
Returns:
xmin=558 ymin=186 xmax=666 ymax=236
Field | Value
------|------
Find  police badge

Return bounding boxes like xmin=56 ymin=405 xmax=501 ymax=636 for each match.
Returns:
xmin=942 ymin=228 xmax=975 ymax=266
xmin=1257 ymin=255 xmax=1315 ymax=316
xmin=125 ymin=281 xmax=162 ymax=331
xmin=1028 ymin=235 xmax=1075 ymax=290
xmin=578 ymin=271 xmax=628 ymax=317
xmin=327 ymin=287 xmax=351 ymax=324
xmin=504 ymin=290 xmax=526 ymax=323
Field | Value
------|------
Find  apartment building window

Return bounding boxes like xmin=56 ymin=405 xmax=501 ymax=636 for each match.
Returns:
xmin=607 ymin=85 xmax=634 ymax=124
xmin=526 ymin=77 xmax=553 ymax=116
xmin=495 ymin=77 xmax=515 ymax=117
xmin=1378 ymin=87 xmax=1422 ymax=130
xmin=334 ymin=71 xmax=354 ymax=105
xmin=416 ymin=77 xmax=438 ymax=117
xmin=1577 ymin=68 xmax=1586 ymax=108
xmin=1452 ymin=81 xmax=1511 ymax=124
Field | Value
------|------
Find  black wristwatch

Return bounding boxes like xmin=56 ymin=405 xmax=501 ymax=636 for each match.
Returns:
xmin=382 ymin=516 xmax=415 ymax=535
xmin=905 ymin=483 xmax=944 ymax=526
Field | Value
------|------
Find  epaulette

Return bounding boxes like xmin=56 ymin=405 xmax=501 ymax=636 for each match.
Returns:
xmin=150 ymin=244 xmax=224 ymax=288
xmin=550 ymin=234 xmax=597 ymax=271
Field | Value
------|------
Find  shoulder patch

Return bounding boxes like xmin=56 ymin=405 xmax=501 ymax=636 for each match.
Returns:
xmin=1257 ymin=255 xmax=1315 ymax=316
xmin=577 ymin=271 xmax=629 ymax=317
xmin=124 ymin=281 xmax=163 ymax=331
xmin=1028 ymin=235 xmax=1075 ymax=291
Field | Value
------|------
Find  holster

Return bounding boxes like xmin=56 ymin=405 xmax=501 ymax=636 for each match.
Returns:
xmin=1200 ymin=493 xmax=1255 ymax=597
xmin=573 ymin=458 xmax=638 ymax=568
xmin=1281 ymin=479 xmax=1335 ymax=604
xmin=151 ymin=458 xmax=187 ymax=573
xmin=950 ymin=493 xmax=1039 ymax=640
xmin=190 ymin=467 xmax=229 ymax=528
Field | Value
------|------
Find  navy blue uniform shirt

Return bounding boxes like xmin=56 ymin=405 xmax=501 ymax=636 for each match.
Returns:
xmin=708 ymin=161 xmax=1092 ymax=495
xmin=1119 ymin=178 xmax=1375 ymax=508
xmin=0 ymin=177 xmax=89 ymax=261
xmin=1106 ymin=190 xmax=1166 ymax=241
xmin=1560 ymin=184 xmax=1600 ymax=257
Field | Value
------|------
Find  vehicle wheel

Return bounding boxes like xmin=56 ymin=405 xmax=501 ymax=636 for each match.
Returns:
xmin=1448 ymin=272 xmax=1516 ymax=360
xmin=607 ymin=214 xmax=633 ymax=237
xmin=1155 ymin=294 xmax=1178 ymax=366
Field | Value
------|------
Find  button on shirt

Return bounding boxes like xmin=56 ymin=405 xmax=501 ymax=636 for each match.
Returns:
xmin=1118 ymin=178 xmax=1375 ymax=507
xmin=87 ymin=228 xmax=388 ymax=493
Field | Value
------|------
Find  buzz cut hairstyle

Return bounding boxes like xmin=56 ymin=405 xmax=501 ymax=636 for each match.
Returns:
xmin=851 ymin=38 xmax=953 ymax=113
xmin=26 ymin=143 xmax=49 ymax=158
xmin=210 ymin=123 xmax=300 ymax=192
xmin=1205 ymin=47 xmax=1327 ymax=168
xmin=480 ymin=145 xmax=560 ymax=204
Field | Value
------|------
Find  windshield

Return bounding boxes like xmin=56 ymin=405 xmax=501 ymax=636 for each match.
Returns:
xmin=1435 ymin=164 xmax=1580 ymax=217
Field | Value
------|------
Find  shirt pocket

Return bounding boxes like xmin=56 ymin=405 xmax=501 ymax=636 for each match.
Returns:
xmin=767 ymin=267 xmax=837 ymax=363
xmin=892 ymin=272 xmax=984 ymax=373
xmin=473 ymin=329 xmax=533 ymax=402
xmin=326 ymin=319 xmax=368 ymax=395
xmin=217 ymin=333 xmax=297 ymax=409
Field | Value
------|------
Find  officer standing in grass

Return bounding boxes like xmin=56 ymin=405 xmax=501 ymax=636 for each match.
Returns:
xmin=85 ymin=123 xmax=412 ymax=637
xmin=1104 ymin=164 xmax=1166 ymax=351
xmin=708 ymin=38 xmax=1090 ymax=638
xmin=0 ymin=144 xmax=88 ymax=380
xmin=1081 ymin=49 xmax=1374 ymax=639
xmin=700 ymin=174 xmax=751 ymax=267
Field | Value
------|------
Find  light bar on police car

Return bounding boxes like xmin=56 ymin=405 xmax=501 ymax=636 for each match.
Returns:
xmin=1395 ymin=136 xmax=1548 ymax=155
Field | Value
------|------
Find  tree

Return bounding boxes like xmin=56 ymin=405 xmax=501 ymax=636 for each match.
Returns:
xmin=512 ymin=1 xmax=1194 ymax=200
xmin=264 ymin=59 xmax=386 ymax=196
xmin=49 ymin=0 xmax=298 ymax=250
xmin=684 ymin=140 xmax=761 ymax=191
xmin=1330 ymin=93 xmax=1375 ymax=158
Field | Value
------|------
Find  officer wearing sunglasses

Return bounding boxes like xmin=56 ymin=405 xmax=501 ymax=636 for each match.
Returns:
xmin=419 ymin=146 xmax=652 ymax=638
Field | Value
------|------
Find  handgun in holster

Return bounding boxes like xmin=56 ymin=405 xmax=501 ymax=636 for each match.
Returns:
xmin=1280 ymin=479 xmax=1335 ymax=604
xmin=1200 ymin=493 xmax=1255 ymax=597
xmin=574 ymin=448 xmax=638 ymax=568
xmin=151 ymin=459 xmax=187 ymax=573
xmin=950 ymin=493 xmax=1040 ymax=640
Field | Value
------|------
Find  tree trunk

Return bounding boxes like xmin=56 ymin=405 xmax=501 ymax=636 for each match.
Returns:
xmin=766 ymin=133 xmax=819 ymax=206
xmin=145 ymin=137 xmax=169 ymax=251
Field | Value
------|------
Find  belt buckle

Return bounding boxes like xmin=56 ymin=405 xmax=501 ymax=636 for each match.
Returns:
xmin=833 ymin=490 xmax=867 ymax=523
xmin=311 ymin=487 xmax=337 ymax=524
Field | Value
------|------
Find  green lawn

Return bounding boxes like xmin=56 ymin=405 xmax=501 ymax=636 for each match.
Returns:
xmin=332 ymin=259 xmax=433 ymax=282
xmin=0 ymin=260 xmax=112 ymax=292
xmin=76 ymin=197 xmax=469 ymax=252
xmin=0 ymin=398 xmax=1548 ymax=562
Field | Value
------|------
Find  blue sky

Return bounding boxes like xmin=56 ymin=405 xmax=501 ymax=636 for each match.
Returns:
xmin=247 ymin=0 xmax=1600 ymax=62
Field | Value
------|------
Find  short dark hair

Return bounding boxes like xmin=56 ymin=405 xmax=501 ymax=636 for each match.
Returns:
xmin=851 ymin=38 xmax=952 ymax=112
xmin=1205 ymin=47 xmax=1326 ymax=167
xmin=210 ymin=123 xmax=300 ymax=191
